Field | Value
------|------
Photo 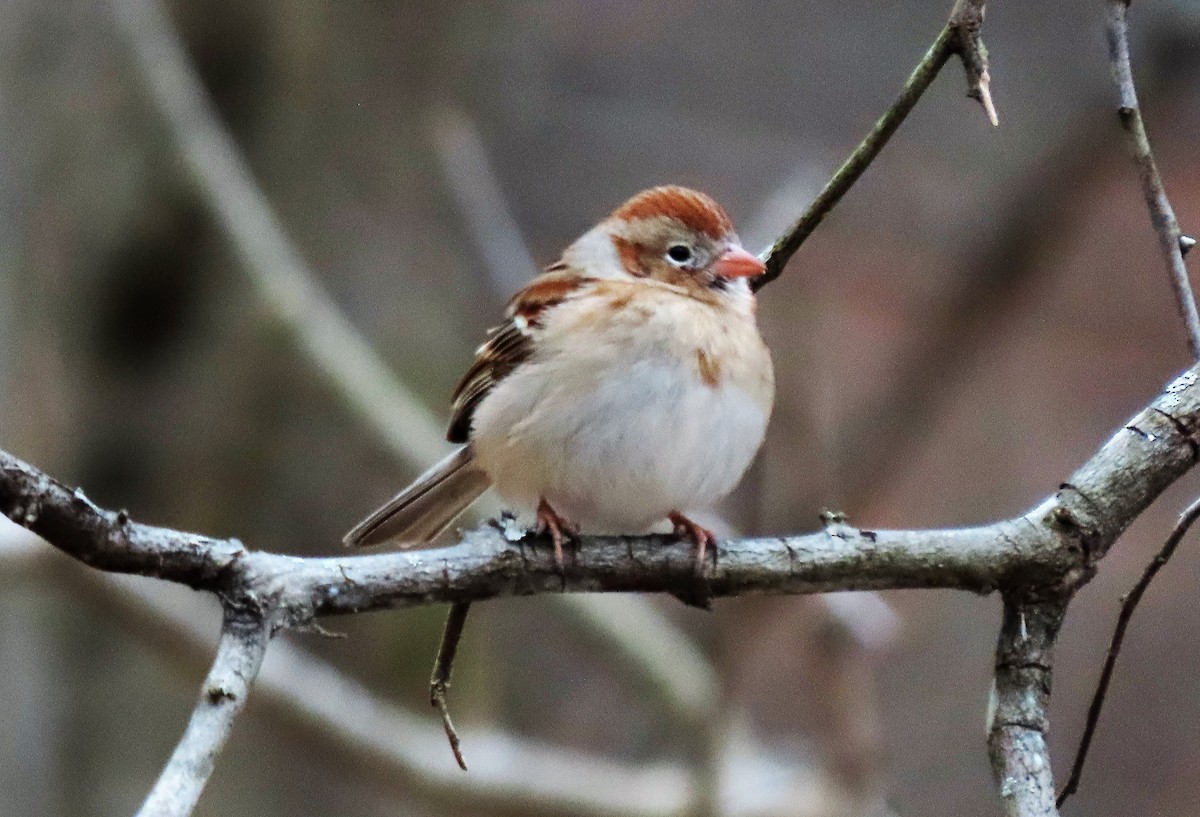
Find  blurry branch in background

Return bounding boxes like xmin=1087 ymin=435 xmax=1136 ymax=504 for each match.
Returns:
xmin=1057 ymin=498 xmax=1200 ymax=807
xmin=1105 ymin=0 xmax=1200 ymax=360
xmin=109 ymin=0 xmax=449 ymax=471
xmin=8 ymin=354 xmax=1200 ymax=813
xmin=753 ymin=0 xmax=996 ymax=290
xmin=813 ymin=594 xmax=898 ymax=798
xmin=427 ymin=106 xmax=538 ymax=301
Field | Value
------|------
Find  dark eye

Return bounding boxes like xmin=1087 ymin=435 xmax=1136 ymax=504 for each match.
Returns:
xmin=666 ymin=244 xmax=693 ymax=265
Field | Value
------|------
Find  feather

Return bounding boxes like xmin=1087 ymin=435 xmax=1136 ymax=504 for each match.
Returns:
xmin=447 ymin=270 xmax=592 ymax=443
xmin=342 ymin=446 xmax=490 ymax=548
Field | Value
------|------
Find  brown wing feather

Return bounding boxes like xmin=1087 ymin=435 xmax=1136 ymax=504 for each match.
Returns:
xmin=446 ymin=270 xmax=592 ymax=443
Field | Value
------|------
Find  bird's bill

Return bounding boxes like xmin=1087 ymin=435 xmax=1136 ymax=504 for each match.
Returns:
xmin=713 ymin=245 xmax=766 ymax=278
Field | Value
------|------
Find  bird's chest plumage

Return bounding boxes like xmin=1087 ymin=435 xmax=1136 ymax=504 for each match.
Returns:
xmin=470 ymin=283 xmax=774 ymax=532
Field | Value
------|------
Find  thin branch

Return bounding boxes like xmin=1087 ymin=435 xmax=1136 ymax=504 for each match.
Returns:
xmin=754 ymin=0 xmax=996 ymax=290
xmin=1107 ymin=0 xmax=1200 ymax=360
xmin=987 ymin=598 xmax=1066 ymax=817
xmin=1057 ymin=496 xmax=1200 ymax=807
xmin=136 ymin=611 xmax=269 ymax=817
xmin=430 ymin=601 xmax=471 ymax=771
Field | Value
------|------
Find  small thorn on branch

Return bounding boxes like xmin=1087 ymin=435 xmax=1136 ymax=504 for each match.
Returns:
xmin=1181 ymin=235 xmax=1197 ymax=257
xmin=430 ymin=601 xmax=471 ymax=771
xmin=949 ymin=0 xmax=999 ymax=126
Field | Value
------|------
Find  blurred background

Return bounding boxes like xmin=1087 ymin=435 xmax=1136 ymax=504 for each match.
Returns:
xmin=3 ymin=0 xmax=1200 ymax=814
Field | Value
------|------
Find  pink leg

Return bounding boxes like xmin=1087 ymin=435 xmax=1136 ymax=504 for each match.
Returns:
xmin=536 ymin=498 xmax=578 ymax=570
xmin=669 ymin=511 xmax=717 ymax=576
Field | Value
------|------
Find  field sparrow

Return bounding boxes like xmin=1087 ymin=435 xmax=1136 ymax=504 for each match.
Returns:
xmin=345 ymin=186 xmax=774 ymax=571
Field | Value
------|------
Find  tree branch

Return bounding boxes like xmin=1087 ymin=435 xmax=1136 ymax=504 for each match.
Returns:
xmin=1107 ymin=0 xmax=1200 ymax=359
xmin=136 ymin=610 xmax=269 ymax=817
xmin=753 ymin=0 xmax=995 ymax=290
xmin=7 ymin=357 xmax=1200 ymax=814
xmin=988 ymin=597 xmax=1065 ymax=817
xmin=6 ymin=353 xmax=1200 ymax=812
xmin=5 ymin=360 xmax=1200 ymax=617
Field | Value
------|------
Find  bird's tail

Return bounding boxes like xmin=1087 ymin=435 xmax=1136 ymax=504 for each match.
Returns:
xmin=343 ymin=445 xmax=490 ymax=548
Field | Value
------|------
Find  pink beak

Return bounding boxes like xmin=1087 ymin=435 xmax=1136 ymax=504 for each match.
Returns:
xmin=713 ymin=245 xmax=766 ymax=278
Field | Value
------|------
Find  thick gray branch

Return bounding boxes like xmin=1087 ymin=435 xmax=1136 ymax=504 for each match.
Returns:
xmin=987 ymin=598 xmax=1065 ymax=817
xmin=4 ymin=364 xmax=1200 ymax=628
xmin=136 ymin=611 xmax=269 ymax=817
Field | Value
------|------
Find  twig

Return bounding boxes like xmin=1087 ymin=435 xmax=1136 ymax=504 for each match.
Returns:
xmin=1056 ymin=496 xmax=1200 ymax=807
xmin=136 ymin=611 xmax=269 ymax=817
xmin=753 ymin=0 xmax=997 ymax=290
xmin=430 ymin=601 xmax=471 ymax=771
xmin=1107 ymin=0 xmax=1200 ymax=360
xmin=987 ymin=597 xmax=1066 ymax=817
xmin=949 ymin=0 xmax=998 ymax=126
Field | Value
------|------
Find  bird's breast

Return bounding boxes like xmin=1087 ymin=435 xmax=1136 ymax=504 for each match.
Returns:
xmin=469 ymin=282 xmax=773 ymax=531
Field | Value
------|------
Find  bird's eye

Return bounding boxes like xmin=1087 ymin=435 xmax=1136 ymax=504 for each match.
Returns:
xmin=666 ymin=244 xmax=693 ymax=265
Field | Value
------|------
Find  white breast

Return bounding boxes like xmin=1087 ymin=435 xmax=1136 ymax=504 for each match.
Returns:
xmin=470 ymin=281 xmax=773 ymax=533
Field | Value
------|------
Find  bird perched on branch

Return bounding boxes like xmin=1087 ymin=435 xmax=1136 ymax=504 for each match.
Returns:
xmin=345 ymin=186 xmax=774 ymax=572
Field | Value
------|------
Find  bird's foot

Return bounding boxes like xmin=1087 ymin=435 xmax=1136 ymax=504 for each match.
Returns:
xmin=669 ymin=511 xmax=717 ymax=576
xmin=535 ymin=498 xmax=578 ymax=571
xmin=667 ymin=511 xmax=719 ymax=610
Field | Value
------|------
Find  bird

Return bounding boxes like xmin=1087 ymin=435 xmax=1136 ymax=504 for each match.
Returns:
xmin=344 ymin=185 xmax=774 ymax=573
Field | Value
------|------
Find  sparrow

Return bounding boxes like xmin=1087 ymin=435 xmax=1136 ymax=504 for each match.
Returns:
xmin=344 ymin=186 xmax=774 ymax=572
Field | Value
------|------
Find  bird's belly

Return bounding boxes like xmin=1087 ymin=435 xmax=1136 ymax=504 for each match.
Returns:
xmin=471 ymin=356 xmax=768 ymax=533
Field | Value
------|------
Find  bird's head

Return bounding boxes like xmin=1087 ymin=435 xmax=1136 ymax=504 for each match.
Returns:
xmin=603 ymin=186 xmax=764 ymax=292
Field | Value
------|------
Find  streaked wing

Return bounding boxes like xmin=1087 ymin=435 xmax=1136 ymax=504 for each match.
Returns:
xmin=446 ymin=270 xmax=592 ymax=443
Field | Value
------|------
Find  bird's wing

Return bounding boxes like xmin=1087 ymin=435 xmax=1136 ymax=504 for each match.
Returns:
xmin=447 ymin=268 xmax=593 ymax=443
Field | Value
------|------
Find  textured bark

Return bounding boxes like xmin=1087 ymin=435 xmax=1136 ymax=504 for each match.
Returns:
xmin=3 ymin=363 xmax=1199 ymax=626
